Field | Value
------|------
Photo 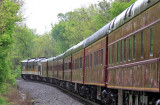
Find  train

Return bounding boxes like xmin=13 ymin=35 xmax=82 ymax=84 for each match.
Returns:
xmin=21 ymin=0 xmax=160 ymax=104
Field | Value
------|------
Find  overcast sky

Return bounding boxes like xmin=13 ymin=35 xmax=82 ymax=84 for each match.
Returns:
xmin=22 ymin=0 xmax=103 ymax=35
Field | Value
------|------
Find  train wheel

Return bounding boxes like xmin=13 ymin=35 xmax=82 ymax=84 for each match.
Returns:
xmin=90 ymin=86 xmax=96 ymax=102
xmin=124 ymin=93 xmax=129 ymax=105
xmin=78 ymin=85 xmax=85 ymax=97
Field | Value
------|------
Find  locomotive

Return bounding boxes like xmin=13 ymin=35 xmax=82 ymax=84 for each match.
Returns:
xmin=21 ymin=0 xmax=160 ymax=104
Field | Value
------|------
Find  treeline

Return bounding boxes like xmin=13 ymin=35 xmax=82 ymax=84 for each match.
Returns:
xmin=51 ymin=0 xmax=136 ymax=54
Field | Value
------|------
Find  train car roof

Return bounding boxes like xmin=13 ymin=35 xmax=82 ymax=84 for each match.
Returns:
xmin=55 ymin=53 xmax=65 ymax=60
xmin=40 ymin=58 xmax=48 ymax=63
xmin=64 ymin=46 xmax=74 ymax=57
xmin=84 ymin=23 xmax=110 ymax=48
xmin=110 ymin=0 xmax=159 ymax=32
xmin=72 ymin=40 xmax=85 ymax=54
xmin=21 ymin=59 xmax=28 ymax=63
xmin=47 ymin=57 xmax=55 ymax=62
xmin=28 ymin=58 xmax=36 ymax=62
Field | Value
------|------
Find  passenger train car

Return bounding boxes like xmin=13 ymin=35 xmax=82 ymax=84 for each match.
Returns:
xmin=21 ymin=0 xmax=160 ymax=104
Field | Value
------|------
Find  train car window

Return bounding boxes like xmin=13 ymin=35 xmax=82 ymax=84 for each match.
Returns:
xmin=23 ymin=66 xmax=25 ymax=69
xmin=141 ymin=31 xmax=144 ymax=58
xmin=99 ymin=50 xmax=100 ymax=65
xmin=96 ymin=51 xmax=98 ymax=66
xmin=129 ymin=37 xmax=131 ymax=60
xmin=112 ymin=44 xmax=114 ymax=64
xmin=124 ymin=39 xmax=126 ymax=61
xmin=86 ymin=55 xmax=88 ymax=67
xmin=75 ymin=59 xmax=77 ymax=69
xmin=120 ymin=41 xmax=123 ymax=62
xmin=80 ymin=57 xmax=82 ymax=69
xmin=85 ymin=56 xmax=86 ymax=68
xmin=85 ymin=56 xmax=87 ymax=68
xmin=101 ymin=49 xmax=103 ymax=65
xmin=133 ymin=35 xmax=136 ymax=59
xmin=72 ymin=60 xmax=74 ymax=69
xmin=64 ymin=63 xmax=67 ymax=70
xmin=94 ymin=52 xmax=96 ymax=66
xmin=88 ymin=55 xmax=89 ymax=68
xmin=88 ymin=55 xmax=89 ymax=67
xmin=117 ymin=43 xmax=119 ymax=63
xmin=150 ymin=27 xmax=154 ymax=56
xmin=109 ymin=46 xmax=111 ymax=64
xmin=78 ymin=58 xmax=80 ymax=69
xmin=38 ymin=66 xmax=41 ymax=71
xmin=90 ymin=54 xmax=92 ymax=68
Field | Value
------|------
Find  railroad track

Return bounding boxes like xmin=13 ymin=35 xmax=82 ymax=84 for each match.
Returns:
xmin=26 ymin=79 xmax=100 ymax=105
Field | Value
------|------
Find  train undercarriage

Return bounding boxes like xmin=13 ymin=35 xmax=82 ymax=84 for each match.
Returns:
xmin=21 ymin=74 xmax=160 ymax=105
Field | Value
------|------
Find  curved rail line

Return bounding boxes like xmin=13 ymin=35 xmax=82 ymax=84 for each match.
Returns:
xmin=25 ymin=79 xmax=100 ymax=105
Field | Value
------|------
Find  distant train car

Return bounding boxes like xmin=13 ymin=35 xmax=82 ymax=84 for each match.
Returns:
xmin=52 ymin=53 xmax=64 ymax=85
xmin=21 ymin=59 xmax=29 ymax=79
xmin=71 ymin=41 xmax=84 ymax=84
xmin=40 ymin=58 xmax=48 ymax=81
xmin=47 ymin=57 xmax=55 ymax=83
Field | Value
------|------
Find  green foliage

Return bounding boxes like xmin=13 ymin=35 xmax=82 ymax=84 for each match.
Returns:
xmin=0 ymin=96 xmax=8 ymax=105
xmin=50 ymin=0 xmax=136 ymax=54
xmin=0 ymin=0 xmax=21 ymax=92
xmin=32 ymin=33 xmax=56 ymax=58
xmin=9 ymin=25 xmax=36 ymax=70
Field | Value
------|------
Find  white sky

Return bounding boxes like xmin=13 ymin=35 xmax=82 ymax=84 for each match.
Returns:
xmin=22 ymin=0 xmax=104 ymax=35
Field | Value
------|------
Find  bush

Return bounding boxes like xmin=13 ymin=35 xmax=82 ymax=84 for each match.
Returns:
xmin=0 ymin=96 xmax=9 ymax=105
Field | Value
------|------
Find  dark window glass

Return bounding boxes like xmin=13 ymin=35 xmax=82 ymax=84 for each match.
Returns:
xmin=97 ymin=51 xmax=98 ymax=66
xmin=73 ymin=60 xmax=74 ymax=69
xmin=112 ymin=44 xmax=114 ymax=64
xmin=94 ymin=52 xmax=96 ymax=66
xmin=133 ymin=35 xmax=136 ymax=59
xmin=150 ymin=27 xmax=153 ymax=56
xmin=90 ymin=54 xmax=92 ymax=68
xmin=101 ymin=49 xmax=103 ymax=65
xmin=121 ymin=41 xmax=123 ymax=62
xmin=129 ymin=37 xmax=131 ymax=60
xmin=109 ymin=46 xmax=111 ymax=64
xmin=98 ymin=50 xmax=101 ymax=65
xmin=88 ymin=55 xmax=89 ymax=68
xmin=124 ymin=39 xmax=126 ymax=61
xmin=141 ymin=31 xmax=144 ymax=57
xmin=87 ymin=55 xmax=88 ymax=67
xmin=85 ymin=56 xmax=86 ymax=68
xmin=80 ymin=57 xmax=82 ymax=68
xmin=117 ymin=43 xmax=119 ymax=63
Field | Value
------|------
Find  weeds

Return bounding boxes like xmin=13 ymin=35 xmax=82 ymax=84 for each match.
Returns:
xmin=1 ymin=85 xmax=33 ymax=105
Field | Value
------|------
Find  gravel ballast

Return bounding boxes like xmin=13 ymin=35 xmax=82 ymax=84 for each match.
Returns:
xmin=17 ymin=80 xmax=84 ymax=105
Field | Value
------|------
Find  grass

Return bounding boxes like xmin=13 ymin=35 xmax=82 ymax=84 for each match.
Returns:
xmin=1 ymin=85 xmax=33 ymax=105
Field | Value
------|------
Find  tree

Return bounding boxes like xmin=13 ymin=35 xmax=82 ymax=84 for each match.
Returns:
xmin=0 ymin=0 xmax=21 ymax=90
xmin=32 ymin=33 xmax=56 ymax=58
xmin=9 ymin=25 xmax=36 ymax=70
